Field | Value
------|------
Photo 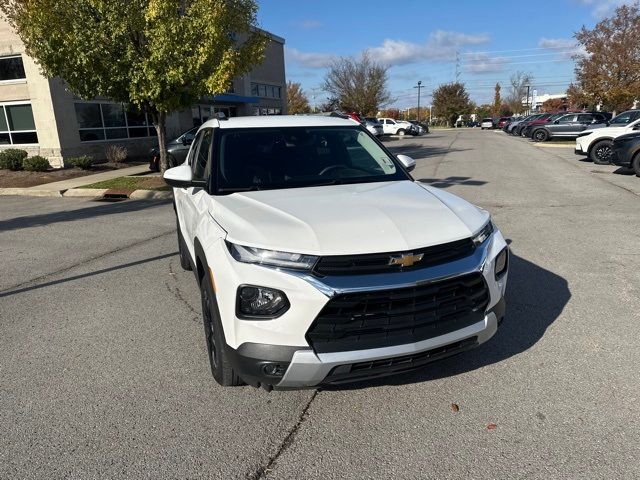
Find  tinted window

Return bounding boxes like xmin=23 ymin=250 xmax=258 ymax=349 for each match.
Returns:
xmin=558 ymin=115 xmax=576 ymax=123
xmin=192 ymin=129 xmax=213 ymax=180
xmin=216 ymin=127 xmax=408 ymax=193
xmin=0 ymin=56 xmax=26 ymax=81
xmin=577 ymin=114 xmax=593 ymax=123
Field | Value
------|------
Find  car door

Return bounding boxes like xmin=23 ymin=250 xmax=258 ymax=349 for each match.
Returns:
xmin=550 ymin=115 xmax=578 ymax=136
xmin=574 ymin=114 xmax=597 ymax=134
xmin=384 ymin=119 xmax=396 ymax=135
xmin=181 ymin=128 xmax=214 ymax=254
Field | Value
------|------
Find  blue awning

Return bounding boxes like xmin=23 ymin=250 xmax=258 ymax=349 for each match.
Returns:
xmin=211 ymin=93 xmax=260 ymax=104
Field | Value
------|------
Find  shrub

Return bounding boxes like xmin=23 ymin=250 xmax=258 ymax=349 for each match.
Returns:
xmin=66 ymin=155 xmax=94 ymax=170
xmin=0 ymin=149 xmax=29 ymax=171
xmin=105 ymin=144 xmax=128 ymax=163
xmin=22 ymin=155 xmax=50 ymax=172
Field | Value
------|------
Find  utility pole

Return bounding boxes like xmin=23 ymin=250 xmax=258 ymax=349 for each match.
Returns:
xmin=525 ymin=84 xmax=530 ymax=115
xmin=414 ymin=80 xmax=423 ymax=123
xmin=455 ymin=50 xmax=460 ymax=82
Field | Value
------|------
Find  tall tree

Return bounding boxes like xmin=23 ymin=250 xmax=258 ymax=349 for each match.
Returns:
xmin=566 ymin=83 xmax=595 ymax=110
xmin=1 ymin=0 xmax=266 ymax=172
xmin=476 ymin=104 xmax=493 ymax=121
xmin=574 ymin=3 xmax=640 ymax=113
xmin=492 ymin=83 xmax=502 ymax=116
xmin=323 ymin=51 xmax=392 ymax=115
xmin=286 ymin=81 xmax=310 ymax=114
xmin=507 ymin=71 xmax=533 ymax=114
xmin=432 ymin=82 xmax=472 ymax=127
xmin=541 ymin=98 xmax=567 ymax=112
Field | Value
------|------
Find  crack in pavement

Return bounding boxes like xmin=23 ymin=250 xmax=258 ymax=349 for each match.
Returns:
xmin=163 ymin=256 xmax=202 ymax=324
xmin=247 ymin=390 xmax=319 ymax=480
xmin=0 ymin=229 xmax=175 ymax=294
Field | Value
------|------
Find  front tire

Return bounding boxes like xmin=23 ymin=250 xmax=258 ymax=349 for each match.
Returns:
xmin=590 ymin=140 xmax=613 ymax=165
xmin=533 ymin=129 xmax=549 ymax=142
xmin=200 ymin=274 xmax=244 ymax=387
xmin=632 ymin=152 xmax=640 ymax=177
xmin=397 ymin=129 xmax=405 ymax=136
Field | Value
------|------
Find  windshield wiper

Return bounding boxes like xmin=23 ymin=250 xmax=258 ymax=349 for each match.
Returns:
xmin=217 ymin=185 xmax=263 ymax=193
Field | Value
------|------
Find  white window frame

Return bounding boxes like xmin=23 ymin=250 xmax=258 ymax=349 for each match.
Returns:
xmin=75 ymin=100 xmax=156 ymax=143
xmin=0 ymin=55 xmax=27 ymax=85
xmin=0 ymin=100 xmax=38 ymax=146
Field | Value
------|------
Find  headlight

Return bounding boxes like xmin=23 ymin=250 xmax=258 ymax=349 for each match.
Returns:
xmin=237 ymin=285 xmax=289 ymax=318
xmin=227 ymin=242 xmax=318 ymax=270
xmin=472 ymin=220 xmax=494 ymax=246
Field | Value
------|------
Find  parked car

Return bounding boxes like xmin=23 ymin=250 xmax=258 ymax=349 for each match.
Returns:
xmin=611 ymin=131 xmax=640 ymax=175
xmin=407 ymin=121 xmax=426 ymax=135
xmin=511 ymin=114 xmax=545 ymax=136
xmin=467 ymin=121 xmax=480 ymax=128
xmin=497 ymin=117 xmax=513 ymax=128
xmin=378 ymin=117 xmax=415 ymax=136
xmin=575 ymin=110 xmax=640 ymax=164
xmin=364 ymin=118 xmax=384 ymax=137
xmin=481 ymin=118 xmax=494 ymax=129
xmin=149 ymin=126 xmax=198 ymax=171
xmin=530 ymin=112 xmax=608 ymax=142
xmin=163 ymin=115 xmax=509 ymax=389
xmin=521 ymin=113 xmax=564 ymax=138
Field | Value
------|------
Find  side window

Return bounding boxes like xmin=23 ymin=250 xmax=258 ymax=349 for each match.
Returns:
xmin=577 ymin=114 xmax=593 ymax=123
xmin=559 ymin=115 xmax=575 ymax=123
xmin=192 ymin=128 xmax=213 ymax=180
xmin=388 ymin=120 xmax=396 ymax=125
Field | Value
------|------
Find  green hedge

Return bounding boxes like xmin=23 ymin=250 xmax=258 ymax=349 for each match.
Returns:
xmin=0 ymin=149 xmax=29 ymax=171
xmin=23 ymin=155 xmax=51 ymax=172
xmin=66 ymin=155 xmax=94 ymax=170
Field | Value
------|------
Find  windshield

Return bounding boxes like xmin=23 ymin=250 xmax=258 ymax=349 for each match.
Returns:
xmin=609 ymin=111 xmax=637 ymax=124
xmin=215 ymin=126 xmax=410 ymax=193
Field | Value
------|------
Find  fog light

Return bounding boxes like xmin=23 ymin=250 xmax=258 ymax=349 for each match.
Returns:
xmin=495 ymin=248 xmax=509 ymax=279
xmin=262 ymin=363 xmax=288 ymax=377
xmin=237 ymin=285 xmax=289 ymax=318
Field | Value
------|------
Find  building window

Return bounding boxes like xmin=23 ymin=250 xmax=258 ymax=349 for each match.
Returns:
xmin=0 ymin=56 xmax=26 ymax=82
xmin=0 ymin=102 xmax=38 ymax=144
xmin=251 ymin=82 xmax=282 ymax=99
xmin=75 ymin=102 xmax=156 ymax=142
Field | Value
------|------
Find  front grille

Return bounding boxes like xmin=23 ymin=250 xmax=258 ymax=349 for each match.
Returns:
xmin=323 ymin=336 xmax=478 ymax=384
xmin=312 ymin=238 xmax=475 ymax=276
xmin=306 ymin=272 xmax=489 ymax=354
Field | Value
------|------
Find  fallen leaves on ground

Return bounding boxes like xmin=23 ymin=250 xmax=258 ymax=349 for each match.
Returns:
xmin=451 ymin=403 xmax=460 ymax=412
xmin=487 ymin=423 xmax=497 ymax=430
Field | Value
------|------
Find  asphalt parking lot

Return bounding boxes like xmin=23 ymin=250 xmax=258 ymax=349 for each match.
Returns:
xmin=1 ymin=129 xmax=639 ymax=479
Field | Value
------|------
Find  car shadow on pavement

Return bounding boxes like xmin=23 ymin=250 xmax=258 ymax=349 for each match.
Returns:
xmin=416 ymin=177 xmax=488 ymax=189
xmin=322 ymin=249 xmax=571 ymax=391
xmin=386 ymin=145 xmax=471 ymax=160
xmin=0 ymin=198 xmax=173 ymax=232
xmin=0 ymin=251 xmax=177 ymax=298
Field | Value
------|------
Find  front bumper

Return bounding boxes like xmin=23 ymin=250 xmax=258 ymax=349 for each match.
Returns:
xmin=211 ymin=231 xmax=508 ymax=389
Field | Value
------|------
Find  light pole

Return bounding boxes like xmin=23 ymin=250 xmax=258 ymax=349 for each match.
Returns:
xmin=525 ymin=84 xmax=530 ymax=115
xmin=414 ymin=80 xmax=423 ymax=123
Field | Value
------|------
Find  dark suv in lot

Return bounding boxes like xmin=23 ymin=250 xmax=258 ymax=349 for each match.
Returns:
xmin=611 ymin=131 xmax=640 ymax=176
xmin=531 ymin=113 xmax=608 ymax=142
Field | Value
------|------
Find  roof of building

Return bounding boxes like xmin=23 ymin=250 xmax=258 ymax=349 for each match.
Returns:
xmin=201 ymin=114 xmax=360 ymax=130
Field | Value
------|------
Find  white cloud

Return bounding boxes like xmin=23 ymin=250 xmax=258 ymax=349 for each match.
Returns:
xmin=463 ymin=53 xmax=508 ymax=74
xmin=538 ymin=37 xmax=585 ymax=59
xmin=299 ymin=20 xmax=322 ymax=29
xmin=574 ymin=0 xmax=635 ymax=17
xmin=368 ymin=30 xmax=491 ymax=67
xmin=285 ymin=47 xmax=337 ymax=68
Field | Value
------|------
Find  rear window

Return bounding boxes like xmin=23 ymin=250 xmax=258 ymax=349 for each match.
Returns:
xmin=483 ymin=118 xmax=493 ymax=122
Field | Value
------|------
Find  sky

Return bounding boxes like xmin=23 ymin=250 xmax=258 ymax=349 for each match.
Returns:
xmin=257 ymin=0 xmax=635 ymax=109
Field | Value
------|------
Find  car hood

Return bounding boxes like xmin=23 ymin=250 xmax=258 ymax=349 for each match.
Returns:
xmin=211 ymin=180 xmax=488 ymax=255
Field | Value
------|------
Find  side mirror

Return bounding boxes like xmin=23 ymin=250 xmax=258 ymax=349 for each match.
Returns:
xmin=553 ymin=120 xmax=560 ymax=124
xmin=182 ymin=135 xmax=194 ymax=147
xmin=163 ymin=164 xmax=205 ymax=189
xmin=396 ymin=154 xmax=416 ymax=172
xmin=633 ymin=124 xmax=640 ymax=130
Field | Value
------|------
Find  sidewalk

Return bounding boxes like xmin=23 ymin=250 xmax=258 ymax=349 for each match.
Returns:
xmin=0 ymin=164 xmax=172 ymax=199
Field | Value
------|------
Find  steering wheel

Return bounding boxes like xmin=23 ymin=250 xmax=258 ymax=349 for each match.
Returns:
xmin=318 ymin=165 xmax=346 ymax=176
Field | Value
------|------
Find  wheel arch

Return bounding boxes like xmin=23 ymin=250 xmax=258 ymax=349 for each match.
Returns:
xmin=193 ymin=237 xmax=208 ymax=285
xmin=587 ymin=137 xmax=614 ymax=155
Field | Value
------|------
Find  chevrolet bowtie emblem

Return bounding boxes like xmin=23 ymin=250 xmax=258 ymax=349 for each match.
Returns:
xmin=389 ymin=253 xmax=424 ymax=267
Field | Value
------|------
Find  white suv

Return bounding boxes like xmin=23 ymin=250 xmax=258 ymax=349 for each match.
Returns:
xmin=575 ymin=110 xmax=640 ymax=164
xmin=164 ymin=115 xmax=509 ymax=390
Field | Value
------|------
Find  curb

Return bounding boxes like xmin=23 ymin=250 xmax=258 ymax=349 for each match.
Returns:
xmin=0 ymin=187 xmax=63 ymax=197
xmin=0 ymin=187 xmax=171 ymax=200
xmin=533 ymin=143 xmax=574 ymax=149
xmin=63 ymin=188 xmax=108 ymax=198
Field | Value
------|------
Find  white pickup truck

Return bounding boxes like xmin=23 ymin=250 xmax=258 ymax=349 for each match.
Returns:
xmin=378 ymin=117 xmax=415 ymax=136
